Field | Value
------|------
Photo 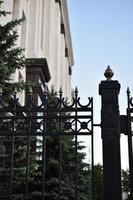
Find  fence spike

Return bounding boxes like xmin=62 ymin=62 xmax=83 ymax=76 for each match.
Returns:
xmin=75 ymin=86 xmax=78 ymax=93
xmin=59 ymin=87 xmax=63 ymax=94
xmin=127 ymin=87 xmax=130 ymax=95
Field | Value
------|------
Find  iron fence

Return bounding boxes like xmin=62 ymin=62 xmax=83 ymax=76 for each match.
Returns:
xmin=0 ymin=88 xmax=94 ymax=200
xmin=1 ymin=69 xmax=133 ymax=200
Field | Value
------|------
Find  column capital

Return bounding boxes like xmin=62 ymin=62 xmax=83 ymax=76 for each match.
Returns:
xmin=99 ymin=80 xmax=120 ymax=95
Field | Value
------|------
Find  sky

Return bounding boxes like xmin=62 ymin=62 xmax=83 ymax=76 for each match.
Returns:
xmin=67 ymin=0 xmax=133 ymax=169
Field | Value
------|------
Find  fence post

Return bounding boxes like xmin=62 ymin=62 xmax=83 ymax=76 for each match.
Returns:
xmin=99 ymin=66 xmax=122 ymax=200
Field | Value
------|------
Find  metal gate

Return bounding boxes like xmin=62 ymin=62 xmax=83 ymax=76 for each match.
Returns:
xmin=0 ymin=88 xmax=94 ymax=200
xmin=1 ymin=67 xmax=133 ymax=200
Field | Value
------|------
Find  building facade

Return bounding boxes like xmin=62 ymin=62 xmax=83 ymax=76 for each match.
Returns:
xmin=0 ymin=0 xmax=74 ymax=103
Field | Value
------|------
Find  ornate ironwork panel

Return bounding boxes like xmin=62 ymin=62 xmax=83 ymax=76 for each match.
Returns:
xmin=0 ymin=89 xmax=93 ymax=136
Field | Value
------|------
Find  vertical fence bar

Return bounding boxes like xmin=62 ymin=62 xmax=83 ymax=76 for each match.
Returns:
xmin=42 ymin=91 xmax=47 ymax=200
xmin=9 ymin=92 xmax=17 ymax=200
xmin=75 ymin=135 xmax=78 ymax=200
xmin=91 ymin=98 xmax=94 ymax=200
xmin=59 ymin=88 xmax=62 ymax=200
xmin=25 ymin=136 xmax=30 ymax=198
xmin=59 ymin=136 xmax=62 ymax=200
xmin=127 ymin=88 xmax=133 ymax=200
xmin=42 ymin=136 xmax=46 ymax=200
xmin=75 ymin=87 xmax=78 ymax=200
xmin=9 ymin=136 xmax=14 ymax=200
xmin=25 ymin=91 xmax=32 ymax=199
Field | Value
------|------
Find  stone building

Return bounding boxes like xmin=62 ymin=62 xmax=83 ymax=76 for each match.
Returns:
xmin=0 ymin=0 xmax=74 ymax=103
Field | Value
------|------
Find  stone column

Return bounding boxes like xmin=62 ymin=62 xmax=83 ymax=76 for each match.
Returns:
xmin=99 ymin=66 xmax=122 ymax=200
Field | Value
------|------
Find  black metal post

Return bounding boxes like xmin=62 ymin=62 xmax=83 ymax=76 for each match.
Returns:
xmin=127 ymin=88 xmax=133 ymax=200
xmin=99 ymin=66 xmax=122 ymax=200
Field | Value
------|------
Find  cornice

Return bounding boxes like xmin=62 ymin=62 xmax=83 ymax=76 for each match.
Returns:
xmin=26 ymin=58 xmax=51 ymax=85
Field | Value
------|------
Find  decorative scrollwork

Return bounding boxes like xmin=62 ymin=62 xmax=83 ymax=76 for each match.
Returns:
xmin=129 ymin=97 xmax=133 ymax=108
xmin=62 ymin=97 xmax=75 ymax=108
xmin=77 ymin=97 xmax=92 ymax=108
xmin=0 ymin=89 xmax=93 ymax=136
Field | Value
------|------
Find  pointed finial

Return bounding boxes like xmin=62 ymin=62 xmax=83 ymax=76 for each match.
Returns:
xmin=127 ymin=87 xmax=130 ymax=95
xmin=51 ymin=85 xmax=54 ymax=94
xmin=75 ymin=86 xmax=78 ymax=93
xmin=104 ymin=65 xmax=114 ymax=80
xmin=59 ymin=86 xmax=63 ymax=94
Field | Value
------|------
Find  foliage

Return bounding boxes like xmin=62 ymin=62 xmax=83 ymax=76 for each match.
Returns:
xmin=0 ymin=2 xmax=31 ymax=199
xmin=93 ymin=164 xmax=103 ymax=200
xmin=0 ymin=136 xmax=37 ymax=199
xmin=0 ymin=0 xmax=28 ymax=97
xmin=122 ymin=169 xmax=130 ymax=200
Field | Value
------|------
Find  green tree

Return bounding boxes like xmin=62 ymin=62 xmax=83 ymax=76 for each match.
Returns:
xmin=0 ymin=2 xmax=31 ymax=199
xmin=32 ymin=138 xmax=91 ymax=200
xmin=93 ymin=164 xmax=103 ymax=200
xmin=0 ymin=0 xmax=27 ymax=96
xmin=122 ymin=169 xmax=129 ymax=200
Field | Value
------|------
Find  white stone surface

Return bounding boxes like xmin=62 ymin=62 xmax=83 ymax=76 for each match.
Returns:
xmin=0 ymin=0 xmax=74 ymax=102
